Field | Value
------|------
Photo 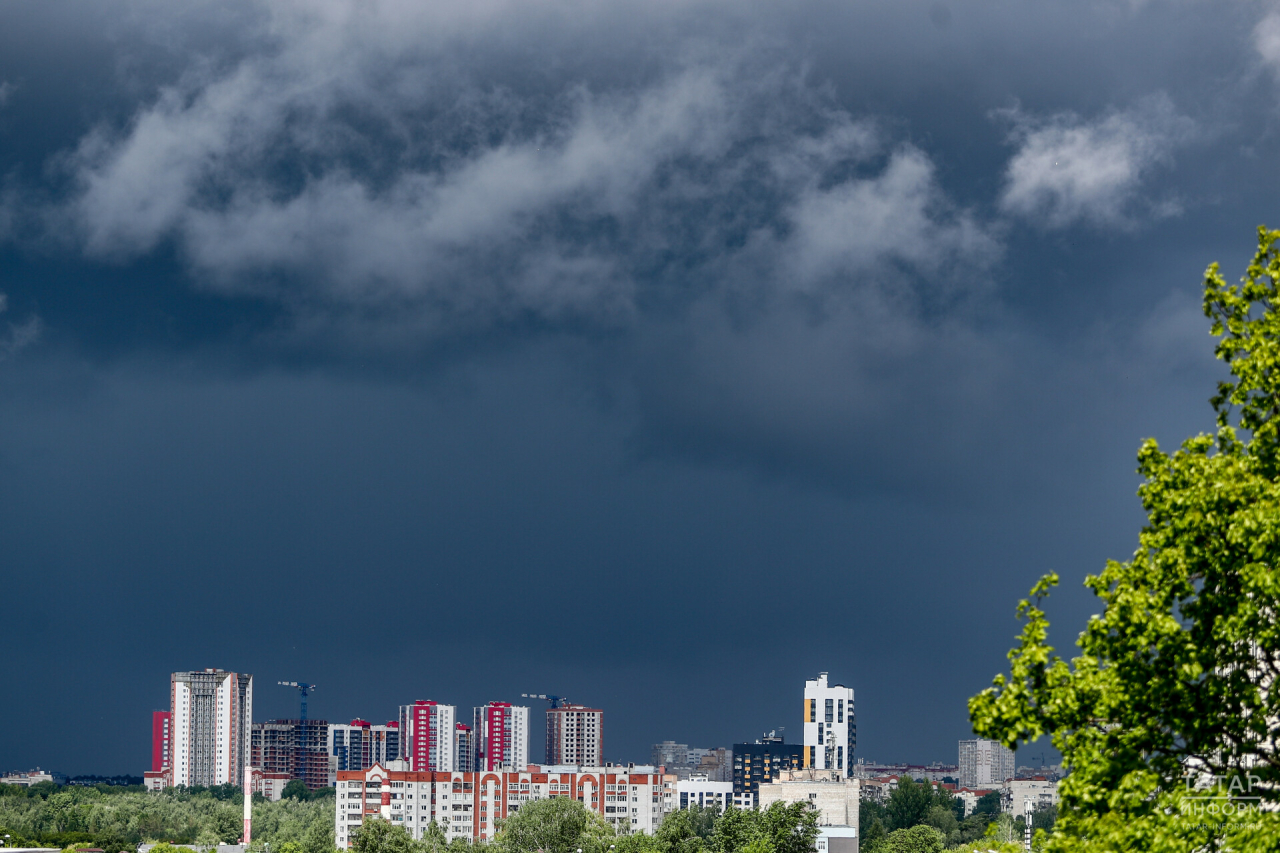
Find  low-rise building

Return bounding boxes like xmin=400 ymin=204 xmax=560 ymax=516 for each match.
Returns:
xmin=0 ymin=769 xmax=59 ymax=787
xmin=816 ymin=826 xmax=858 ymax=853
xmin=247 ymin=768 xmax=293 ymax=801
xmin=143 ymin=768 xmax=172 ymax=792
xmin=757 ymin=771 xmax=860 ymax=828
xmin=1002 ymin=779 xmax=1058 ymax=814
xmin=675 ymin=776 xmax=734 ymax=813
xmin=334 ymin=762 xmax=675 ymax=847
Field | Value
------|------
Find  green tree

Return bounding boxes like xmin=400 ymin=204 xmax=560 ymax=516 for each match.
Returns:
xmin=754 ymin=802 xmax=817 ymax=853
xmin=652 ymin=808 xmax=704 ymax=853
xmin=411 ymin=820 xmax=444 ymax=853
xmin=969 ymin=227 xmax=1280 ymax=850
xmin=879 ymin=825 xmax=942 ymax=853
xmin=350 ymin=819 xmax=419 ymax=853
xmin=281 ymin=782 xmax=310 ymax=802
xmin=884 ymin=780 xmax=930 ymax=832
xmin=494 ymin=796 xmax=612 ymax=853
xmin=858 ymin=818 xmax=886 ymax=853
xmin=920 ymin=805 xmax=954 ymax=840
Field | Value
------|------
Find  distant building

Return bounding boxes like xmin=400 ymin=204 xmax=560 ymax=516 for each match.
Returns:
xmin=757 ymin=770 xmax=860 ymax=834
xmin=247 ymin=767 xmax=293 ymax=801
xmin=473 ymin=703 xmax=530 ymax=771
xmin=958 ymin=739 xmax=1015 ymax=789
xmin=803 ymin=672 xmax=855 ymax=776
xmin=732 ymin=734 xmax=805 ymax=807
xmin=849 ymin=760 xmax=958 ymax=782
xmin=170 ymin=669 xmax=254 ymax=788
xmin=675 ymin=776 xmax=734 ymax=813
xmin=251 ymin=719 xmax=332 ymax=789
xmin=815 ymin=826 xmax=859 ymax=853
xmin=400 ymin=701 xmax=457 ymax=771
xmin=152 ymin=712 xmax=171 ymax=773
xmin=333 ymin=762 xmax=672 ymax=847
xmin=329 ymin=720 xmax=400 ymax=771
xmin=454 ymin=724 xmax=474 ymax=773
xmin=1002 ymin=778 xmax=1058 ymax=814
xmin=545 ymin=704 xmax=603 ymax=766
xmin=652 ymin=741 xmax=688 ymax=771
xmin=651 ymin=743 xmax=732 ymax=781
xmin=0 ymin=769 xmax=59 ymax=786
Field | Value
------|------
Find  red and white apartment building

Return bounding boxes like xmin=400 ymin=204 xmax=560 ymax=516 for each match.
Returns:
xmin=400 ymin=701 xmax=457 ymax=772
xmin=334 ymin=762 xmax=675 ymax=847
xmin=473 ymin=703 xmax=529 ymax=771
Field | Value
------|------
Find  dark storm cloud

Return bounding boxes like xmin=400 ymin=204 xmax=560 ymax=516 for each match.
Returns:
xmin=0 ymin=0 xmax=1276 ymax=772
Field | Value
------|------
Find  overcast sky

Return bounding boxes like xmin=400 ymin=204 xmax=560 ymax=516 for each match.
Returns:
xmin=2 ymin=0 xmax=1276 ymax=775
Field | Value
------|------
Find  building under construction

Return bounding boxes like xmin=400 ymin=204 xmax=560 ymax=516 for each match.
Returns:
xmin=250 ymin=719 xmax=332 ymax=790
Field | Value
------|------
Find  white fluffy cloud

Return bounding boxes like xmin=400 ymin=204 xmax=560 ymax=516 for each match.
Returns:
xmin=53 ymin=0 xmax=997 ymax=341
xmin=1256 ymin=9 xmax=1280 ymax=75
xmin=997 ymin=95 xmax=1194 ymax=229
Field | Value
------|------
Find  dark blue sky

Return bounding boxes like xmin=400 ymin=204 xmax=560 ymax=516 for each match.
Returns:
xmin=0 ymin=0 xmax=1272 ymax=775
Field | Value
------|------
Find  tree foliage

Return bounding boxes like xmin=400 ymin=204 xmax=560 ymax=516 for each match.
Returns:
xmin=494 ymin=797 xmax=612 ymax=853
xmin=969 ymin=225 xmax=1280 ymax=851
xmin=0 ymin=783 xmax=333 ymax=852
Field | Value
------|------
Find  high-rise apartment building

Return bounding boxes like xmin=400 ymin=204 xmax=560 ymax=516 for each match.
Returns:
xmin=802 ymin=672 xmax=855 ymax=776
xmin=732 ymin=734 xmax=805 ymax=807
xmin=454 ymin=724 xmax=474 ymax=772
xmin=545 ymin=703 xmax=603 ymax=766
xmin=958 ymin=738 xmax=1015 ymax=789
xmin=399 ymin=701 xmax=457 ymax=772
xmin=251 ymin=719 xmax=332 ymax=789
xmin=170 ymin=669 xmax=254 ymax=787
xmin=473 ymin=702 xmax=529 ymax=771
xmin=152 ymin=711 xmax=171 ymax=773
xmin=329 ymin=720 xmax=400 ymax=771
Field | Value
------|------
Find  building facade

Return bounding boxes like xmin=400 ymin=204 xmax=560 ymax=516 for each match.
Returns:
xmin=247 ymin=767 xmax=294 ymax=801
xmin=152 ymin=711 xmax=172 ymax=773
xmin=330 ymin=720 xmax=400 ymax=772
xmin=333 ymin=762 xmax=672 ymax=847
xmin=958 ymin=739 xmax=1015 ymax=790
xmin=732 ymin=736 xmax=805 ymax=807
xmin=170 ymin=669 xmax=254 ymax=788
xmin=454 ymin=724 xmax=474 ymax=773
xmin=1002 ymin=779 xmax=1058 ymax=815
xmin=473 ymin=703 xmax=529 ymax=771
xmin=251 ymin=719 xmax=332 ymax=789
xmin=675 ymin=777 xmax=734 ymax=813
xmin=400 ymin=702 xmax=457 ymax=772
xmin=803 ymin=673 xmax=855 ymax=776
xmin=757 ymin=771 xmax=860 ymax=830
xmin=545 ymin=704 xmax=603 ymax=766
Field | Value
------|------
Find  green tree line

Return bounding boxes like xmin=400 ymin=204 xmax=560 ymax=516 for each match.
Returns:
xmin=0 ymin=783 xmax=333 ymax=852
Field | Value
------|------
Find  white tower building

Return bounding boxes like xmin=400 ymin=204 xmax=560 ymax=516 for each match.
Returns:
xmin=170 ymin=669 xmax=254 ymax=787
xmin=802 ymin=672 xmax=855 ymax=776
xmin=958 ymin=738 xmax=1015 ymax=789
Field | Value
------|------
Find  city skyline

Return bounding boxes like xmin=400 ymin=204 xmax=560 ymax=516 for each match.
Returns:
xmin=3 ymin=0 xmax=1262 ymax=780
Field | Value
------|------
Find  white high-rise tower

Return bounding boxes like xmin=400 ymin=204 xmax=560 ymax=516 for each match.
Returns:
xmin=170 ymin=669 xmax=253 ymax=787
xmin=802 ymin=672 xmax=855 ymax=776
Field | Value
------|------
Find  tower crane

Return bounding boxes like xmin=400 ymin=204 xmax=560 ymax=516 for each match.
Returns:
xmin=279 ymin=681 xmax=316 ymax=721
xmin=521 ymin=693 xmax=567 ymax=708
